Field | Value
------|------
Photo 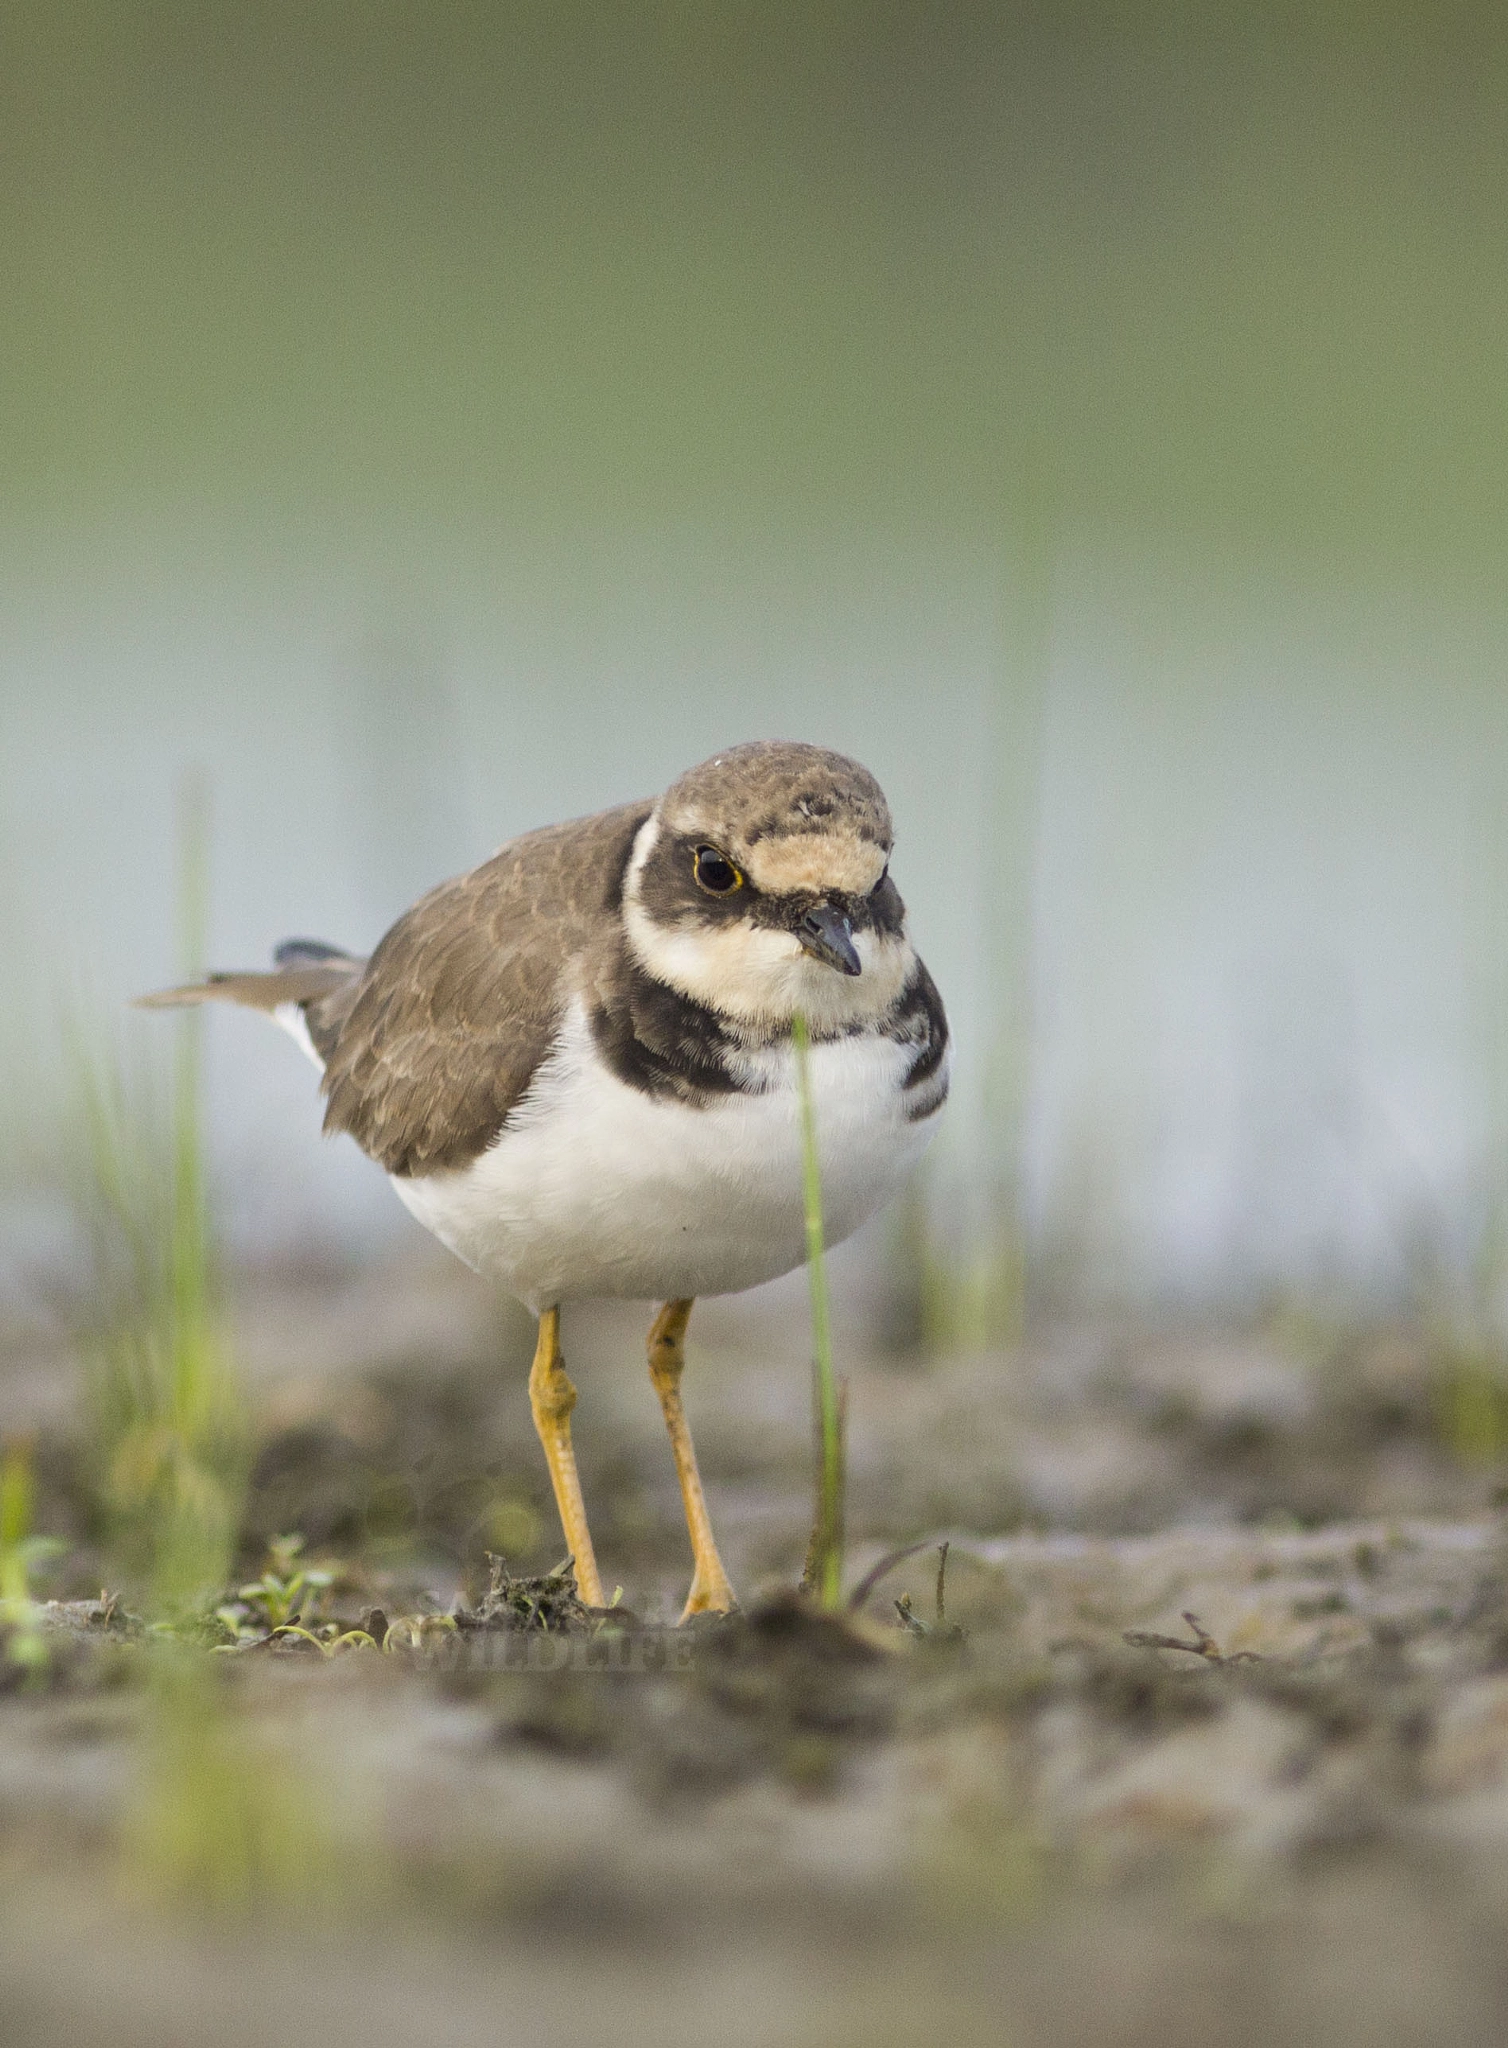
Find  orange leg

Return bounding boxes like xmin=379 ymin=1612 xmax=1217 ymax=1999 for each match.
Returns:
xmin=528 ymin=1307 xmax=605 ymax=1609
xmin=647 ymin=1299 xmax=736 ymax=1622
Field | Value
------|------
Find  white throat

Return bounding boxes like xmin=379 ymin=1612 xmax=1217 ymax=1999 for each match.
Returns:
xmin=620 ymin=814 xmax=911 ymax=1033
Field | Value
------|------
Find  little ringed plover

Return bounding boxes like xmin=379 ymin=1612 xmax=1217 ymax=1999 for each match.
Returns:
xmin=142 ymin=740 xmax=950 ymax=1619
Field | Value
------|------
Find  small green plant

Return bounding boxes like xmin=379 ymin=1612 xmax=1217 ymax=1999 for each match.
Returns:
xmin=0 ymin=1441 xmax=65 ymax=1672
xmin=125 ymin=1648 xmax=350 ymax=1911
xmin=1435 ymin=1345 xmax=1508 ymax=1468
xmin=922 ymin=1226 xmax=1025 ymax=1356
xmin=67 ymin=775 xmax=248 ymax=1617
xmin=886 ymin=1179 xmax=1025 ymax=1358
xmin=792 ymin=1011 xmax=845 ymax=1609
xmin=216 ymin=1533 xmax=335 ymax=1639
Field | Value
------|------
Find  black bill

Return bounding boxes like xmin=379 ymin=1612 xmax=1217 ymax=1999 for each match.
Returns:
xmin=796 ymin=902 xmax=861 ymax=976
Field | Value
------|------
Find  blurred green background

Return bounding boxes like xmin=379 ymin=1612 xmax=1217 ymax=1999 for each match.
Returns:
xmin=4 ymin=1 xmax=1508 ymax=1312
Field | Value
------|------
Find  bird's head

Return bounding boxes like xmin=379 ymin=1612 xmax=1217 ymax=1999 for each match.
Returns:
xmin=622 ymin=741 xmax=913 ymax=1032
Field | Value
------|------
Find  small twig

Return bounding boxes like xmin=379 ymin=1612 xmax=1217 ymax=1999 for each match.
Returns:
xmin=846 ymin=1538 xmax=935 ymax=1613
xmin=935 ymin=1541 xmax=950 ymax=1627
xmin=894 ymin=1593 xmax=929 ymax=1638
xmin=1123 ymin=1610 xmax=1261 ymax=1667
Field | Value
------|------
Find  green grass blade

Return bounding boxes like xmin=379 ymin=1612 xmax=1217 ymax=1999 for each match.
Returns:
xmin=793 ymin=1011 xmax=844 ymax=1608
xmin=64 ymin=770 xmax=247 ymax=1619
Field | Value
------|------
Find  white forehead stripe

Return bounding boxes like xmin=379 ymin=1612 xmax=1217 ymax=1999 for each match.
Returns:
xmin=737 ymin=831 xmax=886 ymax=897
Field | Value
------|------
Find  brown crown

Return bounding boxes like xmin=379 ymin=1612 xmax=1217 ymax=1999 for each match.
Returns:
xmin=656 ymin=740 xmax=892 ymax=853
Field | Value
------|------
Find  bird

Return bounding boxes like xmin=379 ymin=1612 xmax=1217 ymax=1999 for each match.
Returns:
xmin=140 ymin=741 xmax=950 ymax=1620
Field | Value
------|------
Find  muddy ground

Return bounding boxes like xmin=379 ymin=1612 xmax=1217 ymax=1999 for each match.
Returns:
xmin=5 ymin=1247 xmax=1508 ymax=2047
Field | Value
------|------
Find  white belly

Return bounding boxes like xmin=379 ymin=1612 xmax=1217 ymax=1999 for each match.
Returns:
xmin=387 ymin=998 xmax=944 ymax=1311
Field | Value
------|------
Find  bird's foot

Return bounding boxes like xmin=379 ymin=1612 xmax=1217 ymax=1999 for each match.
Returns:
xmin=678 ymin=1566 xmax=737 ymax=1624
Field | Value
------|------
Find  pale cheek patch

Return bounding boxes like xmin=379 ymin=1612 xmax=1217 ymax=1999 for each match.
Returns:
xmin=623 ymin=899 xmax=910 ymax=1030
xmin=624 ymin=904 xmax=801 ymax=1021
xmin=737 ymin=832 xmax=887 ymax=897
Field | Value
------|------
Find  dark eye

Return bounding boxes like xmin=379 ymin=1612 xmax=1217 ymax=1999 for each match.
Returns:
xmin=693 ymin=845 xmax=743 ymax=894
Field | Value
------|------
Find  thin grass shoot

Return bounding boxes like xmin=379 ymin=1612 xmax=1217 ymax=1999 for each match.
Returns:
xmin=792 ymin=1010 xmax=846 ymax=1609
xmin=67 ymin=773 xmax=247 ymax=1617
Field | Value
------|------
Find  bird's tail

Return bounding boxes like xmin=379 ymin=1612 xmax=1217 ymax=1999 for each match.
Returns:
xmin=136 ymin=938 xmax=366 ymax=1069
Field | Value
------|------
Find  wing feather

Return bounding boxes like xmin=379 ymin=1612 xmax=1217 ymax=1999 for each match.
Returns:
xmin=319 ymin=800 xmax=651 ymax=1176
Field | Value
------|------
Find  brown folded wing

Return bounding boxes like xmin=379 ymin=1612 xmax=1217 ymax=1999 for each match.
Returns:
xmin=320 ymin=800 xmax=651 ymax=1176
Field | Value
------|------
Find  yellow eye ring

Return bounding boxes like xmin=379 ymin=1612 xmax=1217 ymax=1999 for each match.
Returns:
xmin=693 ymin=845 xmax=744 ymax=894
